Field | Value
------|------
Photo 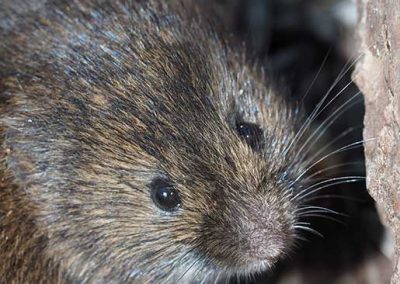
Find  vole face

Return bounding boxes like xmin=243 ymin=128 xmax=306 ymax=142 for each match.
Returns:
xmin=1 ymin=0 xmax=301 ymax=282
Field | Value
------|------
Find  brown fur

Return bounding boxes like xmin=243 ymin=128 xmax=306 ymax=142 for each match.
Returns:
xmin=0 ymin=0 xmax=305 ymax=283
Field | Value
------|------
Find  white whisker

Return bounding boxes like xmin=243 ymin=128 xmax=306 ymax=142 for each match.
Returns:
xmin=293 ymin=225 xmax=324 ymax=238
xmin=293 ymin=92 xmax=362 ymax=166
xmin=294 ymin=177 xmax=365 ymax=202
xmin=289 ymin=139 xmax=374 ymax=187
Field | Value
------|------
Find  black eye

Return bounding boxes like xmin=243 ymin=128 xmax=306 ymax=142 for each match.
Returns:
xmin=150 ymin=177 xmax=181 ymax=211
xmin=236 ymin=121 xmax=263 ymax=149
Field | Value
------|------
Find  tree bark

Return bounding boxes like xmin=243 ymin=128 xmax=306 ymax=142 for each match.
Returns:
xmin=353 ymin=0 xmax=400 ymax=283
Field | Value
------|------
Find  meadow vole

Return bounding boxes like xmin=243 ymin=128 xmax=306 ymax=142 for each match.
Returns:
xmin=0 ymin=0 xmax=313 ymax=283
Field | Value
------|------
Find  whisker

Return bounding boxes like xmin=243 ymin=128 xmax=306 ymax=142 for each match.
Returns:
xmin=290 ymin=138 xmax=375 ymax=186
xmin=294 ymin=221 xmax=312 ymax=225
xmin=283 ymin=50 xmax=366 ymax=159
xmin=292 ymin=176 xmax=365 ymax=201
xmin=293 ymin=234 xmax=309 ymax=242
xmin=294 ymin=205 xmax=341 ymax=215
xmin=304 ymin=194 xmax=366 ymax=203
xmin=295 ymin=177 xmax=365 ymax=202
xmin=298 ymin=210 xmax=337 ymax=216
xmin=304 ymin=161 xmax=364 ymax=181
xmin=293 ymin=92 xmax=362 ymax=166
xmin=284 ymin=74 xmax=351 ymax=157
xmin=299 ymin=214 xmax=345 ymax=224
xmin=296 ymin=175 xmax=365 ymax=195
xmin=293 ymin=225 xmax=324 ymax=238
xmin=308 ymin=80 xmax=356 ymax=126
xmin=300 ymin=47 xmax=332 ymax=104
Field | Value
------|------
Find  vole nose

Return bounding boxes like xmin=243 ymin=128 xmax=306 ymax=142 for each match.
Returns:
xmin=244 ymin=223 xmax=287 ymax=261
xmin=234 ymin=203 xmax=293 ymax=263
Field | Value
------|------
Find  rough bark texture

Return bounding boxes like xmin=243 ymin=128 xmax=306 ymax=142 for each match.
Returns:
xmin=353 ymin=0 xmax=400 ymax=283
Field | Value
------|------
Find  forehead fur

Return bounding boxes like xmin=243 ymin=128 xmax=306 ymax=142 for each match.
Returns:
xmin=1 ymin=0 xmax=295 ymax=181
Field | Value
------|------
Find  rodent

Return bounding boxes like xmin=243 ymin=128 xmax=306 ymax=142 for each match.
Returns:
xmin=0 ymin=0 xmax=306 ymax=283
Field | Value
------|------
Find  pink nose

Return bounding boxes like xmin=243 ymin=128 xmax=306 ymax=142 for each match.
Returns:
xmin=232 ymin=205 xmax=293 ymax=264
xmin=245 ymin=227 xmax=288 ymax=261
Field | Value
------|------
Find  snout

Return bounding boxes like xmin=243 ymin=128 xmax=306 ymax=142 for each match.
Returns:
xmin=201 ymin=198 xmax=295 ymax=271
xmin=233 ymin=203 xmax=294 ymax=264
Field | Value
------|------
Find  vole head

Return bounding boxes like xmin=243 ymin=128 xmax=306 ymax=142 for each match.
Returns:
xmin=1 ymin=0 xmax=303 ymax=282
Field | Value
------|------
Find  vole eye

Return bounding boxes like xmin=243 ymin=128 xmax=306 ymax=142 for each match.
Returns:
xmin=236 ymin=121 xmax=263 ymax=149
xmin=150 ymin=177 xmax=181 ymax=211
